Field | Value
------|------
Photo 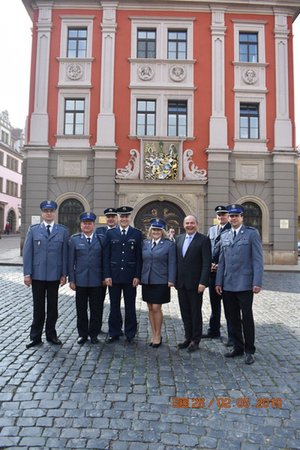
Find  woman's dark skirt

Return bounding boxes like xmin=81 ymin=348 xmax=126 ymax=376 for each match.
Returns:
xmin=142 ymin=284 xmax=170 ymax=304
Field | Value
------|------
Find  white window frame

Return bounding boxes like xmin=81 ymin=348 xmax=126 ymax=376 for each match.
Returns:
xmin=131 ymin=18 xmax=193 ymax=60
xmin=57 ymin=89 xmax=90 ymax=138
xmin=131 ymin=91 xmax=193 ymax=138
xmin=60 ymin=17 xmax=94 ymax=59
xmin=234 ymin=22 xmax=266 ymax=64
xmin=234 ymin=93 xmax=267 ymax=150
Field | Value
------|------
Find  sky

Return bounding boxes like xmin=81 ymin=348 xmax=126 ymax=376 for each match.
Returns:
xmin=0 ymin=0 xmax=299 ymax=145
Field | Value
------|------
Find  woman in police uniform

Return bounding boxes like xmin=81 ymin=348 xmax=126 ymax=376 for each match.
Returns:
xmin=141 ymin=218 xmax=176 ymax=347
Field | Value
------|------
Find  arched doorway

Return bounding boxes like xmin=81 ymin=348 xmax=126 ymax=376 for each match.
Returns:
xmin=242 ymin=201 xmax=262 ymax=236
xmin=134 ymin=200 xmax=185 ymax=238
xmin=7 ymin=209 xmax=16 ymax=233
xmin=58 ymin=198 xmax=84 ymax=235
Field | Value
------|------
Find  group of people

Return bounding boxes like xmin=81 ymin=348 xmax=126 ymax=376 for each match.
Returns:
xmin=23 ymin=199 xmax=263 ymax=365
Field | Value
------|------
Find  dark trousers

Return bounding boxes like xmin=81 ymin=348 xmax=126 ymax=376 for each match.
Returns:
xmin=208 ymin=274 xmax=233 ymax=339
xmin=177 ymin=288 xmax=203 ymax=344
xmin=76 ymin=286 xmax=102 ymax=338
xmin=30 ymin=279 xmax=60 ymax=341
xmin=108 ymin=284 xmax=137 ymax=339
xmin=99 ymin=285 xmax=107 ymax=331
xmin=222 ymin=290 xmax=255 ymax=354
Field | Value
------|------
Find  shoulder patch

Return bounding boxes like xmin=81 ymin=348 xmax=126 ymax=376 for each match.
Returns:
xmin=246 ymin=226 xmax=256 ymax=230
xmin=71 ymin=233 xmax=81 ymax=237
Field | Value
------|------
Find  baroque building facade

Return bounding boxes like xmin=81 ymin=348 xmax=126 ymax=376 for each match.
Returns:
xmin=0 ymin=111 xmax=23 ymax=234
xmin=22 ymin=0 xmax=300 ymax=264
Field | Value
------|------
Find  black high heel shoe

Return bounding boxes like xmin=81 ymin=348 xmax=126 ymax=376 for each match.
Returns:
xmin=152 ymin=338 xmax=162 ymax=348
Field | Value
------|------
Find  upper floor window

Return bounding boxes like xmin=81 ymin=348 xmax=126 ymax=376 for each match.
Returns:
xmin=168 ymin=30 xmax=187 ymax=59
xmin=67 ymin=27 xmax=87 ymax=58
xmin=1 ymin=130 xmax=9 ymax=145
xmin=6 ymin=180 xmax=18 ymax=197
xmin=0 ymin=151 xmax=3 ymax=165
xmin=168 ymin=100 xmax=187 ymax=137
xmin=240 ymin=103 xmax=259 ymax=139
xmin=64 ymin=99 xmax=85 ymax=135
xmin=239 ymin=32 xmax=258 ymax=63
xmin=137 ymin=29 xmax=156 ymax=58
xmin=136 ymin=100 xmax=156 ymax=136
xmin=6 ymin=155 xmax=18 ymax=172
xmin=0 ymin=177 xmax=3 ymax=193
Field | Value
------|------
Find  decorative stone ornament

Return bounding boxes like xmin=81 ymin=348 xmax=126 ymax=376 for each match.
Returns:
xmin=116 ymin=149 xmax=140 ymax=179
xmin=169 ymin=65 xmax=186 ymax=82
xmin=183 ymin=149 xmax=207 ymax=181
xmin=138 ymin=65 xmax=154 ymax=81
xmin=242 ymin=68 xmax=257 ymax=85
xmin=66 ymin=63 xmax=84 ymax=80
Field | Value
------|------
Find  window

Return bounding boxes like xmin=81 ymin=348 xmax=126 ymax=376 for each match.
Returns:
xmin=0 ymin=151 xmax=3 ymax=165
xmin=239 ymin=32 xmax=258 ymax=63
xmin=1 ymin=130 xmax=9 ymax=144
xmin=136 ymin=100 xmax=156 ymax=136
xmin=6 ymin=155 xmax=18 ymax=172
xmin=67 ymin=27 xmax=87 ymax=58
xmin=168 ymin=101 xmax=187 ymax=137
xmin=6 ymin=180 xmax=18 ymax=197
xmin=240 ymin=103 xmax=259 ymax=139
xmin=64 ymin=99 xmax=85 ymax=135
xmin=168 ymin=30 xmax=187 ymax=59
xmin=137 ymin=29 xmax=156 ymax=58
xmin=0 ymin=177 xmax=3 ymax=192
xmin=243 ymin=202 xmax=262 ymax=236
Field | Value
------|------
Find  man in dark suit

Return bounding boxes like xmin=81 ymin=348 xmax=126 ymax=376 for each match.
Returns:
xmin=23 ymin=200 xmax=69 ymax=349
xmin=176 ymin=215 xmax=211 ymax=352
xmin=95 ymin=207 xmax=118 ymax=333
xmin=215 ymin=204 xmax=263 ymax=365
xmin=69 ymin=212 xmax=104 ymax=345
xmin=103 ymin=206 xmax=142 ymax=344
xmin=202 ymin=205 xmax=233 ymax=346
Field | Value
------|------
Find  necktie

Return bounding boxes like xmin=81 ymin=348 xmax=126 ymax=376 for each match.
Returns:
xmin=87 ymin=237 xmax=91 ymax=245
xmin=46 ymin=225 xmax=51 ymax=236
xmin=233 ymin=230 xmax=236 ymax=240
xmin=151 ymin=241 xmax=156 ymax=250
xmin=122 ymin=229 xmax=126 ymax=236
xmin=182 ymin=235 xmax=192 ymax=257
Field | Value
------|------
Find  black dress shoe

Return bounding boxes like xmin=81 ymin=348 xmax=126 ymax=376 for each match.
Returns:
xmin=106 ymin=336 xmax=119 ymax=344
xmin=152 ymin=338 xmax=162 ymax=348
xmin=202 ymin=333 xmax=220 ymax=339
xmin=126 ymin=337 xmax=135 ymax=344
xmin=245 ymin=353 xmax=255 ymax=365
xmin=224 ymin=349 xmax=244 ymax=358
xmin=149 ymin=342 xmax=153 ymax=347
xmin=77 ymin=337 xmax=88 ymax=345
xmin=178 ymin=340 xmax=191 ymax=349
xmin=224 ymin=339 xmax=234 ymax=347
xmin=91 ymin=337 xmax=99 ymax=344
xmin=26 ymin=339 xmax=42 ymax=349
xmin=47 ymin=337 xmax=62 ymax=345
xmin=187 ymin=342 xmax=199 ymax=353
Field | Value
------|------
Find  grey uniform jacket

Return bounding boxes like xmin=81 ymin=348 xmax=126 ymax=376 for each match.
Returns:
xmin=141 ymin=238 xmax=176 ymax=285
xmin=215 ymin=226 xmax=264 ymax=292
xmin=23 ymin=223 xmax=69 ymax=281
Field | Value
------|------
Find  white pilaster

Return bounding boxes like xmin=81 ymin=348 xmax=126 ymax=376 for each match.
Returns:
xmin=96 ymin=1 xmax=118 ymax=147
xmin=274 ymin=12 xmax=292 ymax=150
xmin=209 ymin=9 xmax=228 ymax=149
xmin=29 ymin=1 xmax=53 ymax=145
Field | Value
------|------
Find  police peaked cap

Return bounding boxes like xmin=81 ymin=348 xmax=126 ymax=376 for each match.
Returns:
xmin=80 ymin=211 xmax=96 ymax=222
xmin=40 ymin=200 xmax=57 ymax=210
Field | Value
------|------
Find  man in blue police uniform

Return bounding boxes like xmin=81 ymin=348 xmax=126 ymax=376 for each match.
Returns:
xmin=215 ymin=204 xmax=264 ymax=365
xmin=95 ymin=207 xmax=118 ymax=333
xmin=202 ymin=205 xmax=233 ymax=346
xmin=23 ymin=200 xmax=69 ymax=348
xmin=103 ymin=206 xmax=142 ymax=344
xmin=69 ymin=212 xmax=104 ymax=344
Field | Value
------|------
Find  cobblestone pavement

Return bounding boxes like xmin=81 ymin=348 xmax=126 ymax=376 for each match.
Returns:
xmin=0 ymin=267 xmax=299 ymax=450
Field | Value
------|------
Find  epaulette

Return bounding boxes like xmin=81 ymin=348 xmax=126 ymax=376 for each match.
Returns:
xmin=71 ymin=232 xmax=81 ymax=237
xmin=246 ymin=226 xmax=256 ymax=230
xmin=30 ymin=223 xmax=40 ymax=228
xmin=59 ymin=224 xmax=68 ymax=230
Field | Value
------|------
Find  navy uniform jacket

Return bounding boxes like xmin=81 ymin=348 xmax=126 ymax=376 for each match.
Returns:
xmin=215 ymin=225 xmax=264 ymax=292
xmin=23 ymin=223 xmax=69 ymax=281
xmin=141 ymin=238 xmax=176 ymax=285
xmin=176 ymin=232 xmax=211 ymax=290
xmin=68 ymin=233 xmax=103 ymax=287
xmin=95 ymin=226 xmax=110 ymax=237
xmin=103 ymin=226 xmax=143 ymax=283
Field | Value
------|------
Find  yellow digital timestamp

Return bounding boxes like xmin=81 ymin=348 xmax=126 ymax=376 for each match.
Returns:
xmin=171 ymin=397 xmax=283 ymax=409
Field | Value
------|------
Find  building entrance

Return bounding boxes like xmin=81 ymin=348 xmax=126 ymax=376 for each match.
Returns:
xmin=134 ymin=200 xmax=185 ymax=238
xmin=58 ymin=198 xmax=84 ymax=235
